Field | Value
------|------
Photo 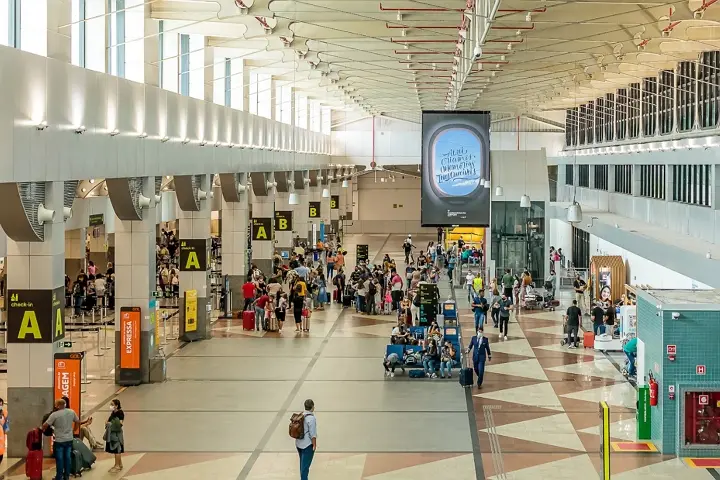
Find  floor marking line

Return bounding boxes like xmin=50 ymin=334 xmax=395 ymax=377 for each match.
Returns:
xmin=235 ymin=306 xmax=348 ymax=480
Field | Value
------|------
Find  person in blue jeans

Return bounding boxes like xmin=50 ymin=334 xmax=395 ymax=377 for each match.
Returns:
xmin=42 ymin=398 xmax=79 ymax=480
xmin=471 ymin=293 xmax=487 ymax=331
xmin=295 ymin=399 xmax=317 ymax=480
xmin=466 ymin=328 xmax=492 ymax=388
xmin=422 ymin=339 xmax=440 ymax=378
xmin=624 ymin=337 xmax=638 ymax=377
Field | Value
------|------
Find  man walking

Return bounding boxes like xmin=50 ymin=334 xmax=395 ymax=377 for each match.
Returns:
xmin=295 ymin=399 xmax=317 ymax=480
xmin=42 ymin=398 xmax=79 ymax=480
xmin=565 ymin=299 xmax=582 ymax=349
xmin=498 ymin=293 xmax=512 ymax=340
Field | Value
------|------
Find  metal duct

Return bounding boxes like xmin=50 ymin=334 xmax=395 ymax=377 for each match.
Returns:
xmin=293 ymin=171 xmax=306 ymax=191
xmin=308 ymin=170 xmax=319 ymax=187
xmin=0 ymin=182 xmax=47 ymax=241
xmin=174 ymin=175 xmax=202 ymax=211
xmin=106 ymin=177 xmax=144 ymax=221
xmin=250 ymin=172 xmax=269 ymax=196
xmin=219 ymin=173 xmax=243 ymax=202
xmin=275 ymin=171 xmax=289 ymax=193
xmin=63 ymin=181 xmax=78 ymax=211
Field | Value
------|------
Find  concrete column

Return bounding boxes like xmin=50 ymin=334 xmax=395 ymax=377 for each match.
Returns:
xmin=178 ymin=176 xmax=212 ymax=341
xmin=309 ymin=183 xmax=322 ymax=245
xmin=251 ymin=189 xmax=275 ymax=274
xmin=294 ymin=185 xmax=309 ymax=244
xmin=204 ymin=44 xmax=214 ymax=103
xmin=7 ymin=181 xmax=66 ymax=456
xmin=65 ymin=228 xmax=86 ymax=278
xmin=143 ymin=2 xmax=160 ymax=86
xmin=607 ymin=164 xmax=616 ymax=193
xmin=270 ymin=78 xmax=278 ymax=121
xmin=274 ymin=192 xmax=293 ymax=255
xmin=47 ymin=0 xmax=71 ymax=63
xmin=221 ymin=194 xmax=249 ymax=313
xmin=114 ymin=177 xmax=158 ymax=385
xmin=632 ymin=164 xmax=641 ymax=197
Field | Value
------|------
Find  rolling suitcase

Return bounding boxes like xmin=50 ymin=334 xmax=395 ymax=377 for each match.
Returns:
xmin=26 ymin=449 xmax=43 ymax=480
xmin=459 ymin=367 xmax=474 ymax=388
xmin=583 ymin=331 xmax=595 ymax=349
xmin=242 ymin=310 xmax=255 ymax=330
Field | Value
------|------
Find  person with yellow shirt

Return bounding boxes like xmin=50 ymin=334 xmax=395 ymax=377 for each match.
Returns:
xmin=472 ymin=273 xmax=483 ymax=296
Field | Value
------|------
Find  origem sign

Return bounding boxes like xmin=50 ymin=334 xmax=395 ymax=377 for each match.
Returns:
xmin=119 ymin=307 xmax=141 ymax=370
xmin=330 ymin=195 xmax=339 ymax=209
xmin=309 ymin=201 xmax=321 ymax=218
xmin=274 ymin=211 xmax=293 ymax=231
xmin=421 ymin=110 xmax=491 ymax=226
xmin=54 ymin=352 xmax=83 ymax=416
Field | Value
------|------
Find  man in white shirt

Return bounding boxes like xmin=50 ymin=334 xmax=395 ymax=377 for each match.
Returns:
xmin=295 ymin=399 xmax=317 ymax=480
xmin=465 ymin=272 xmax=475 ymax=302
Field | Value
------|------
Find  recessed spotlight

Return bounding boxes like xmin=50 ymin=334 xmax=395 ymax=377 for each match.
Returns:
xmin=81 ymin=188 xmax=86 ymax=193
xmin=160 ymin=136 xmax=169 ymax=143
xmin=89 ymin=179 xmax=95 ymax=184
xmin=165 ymin=175 xmax=171 ymax=179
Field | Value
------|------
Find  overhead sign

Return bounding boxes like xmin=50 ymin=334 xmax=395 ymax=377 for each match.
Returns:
xmin=88 ymin=213 xmax=104 ymax=226
xmin=421 ymin=110 xmax=491 ymax=226
xmin=309 ymin=201 xmax=321 ymax=218
xmin=274 ymin=210 xmax=293 ymax=231
xmin=185 ymin=290 xmax=198 ymax=333
xmin=330 ymin=195 xmax=339 ymax=209
xmin=7 ymin=288 xmax=65 ymax=343
xmin=54 ymin=352 xmax=83 ymax=417
xmin=252 ymin=218 xmax=273 ymax=241
xmin=179 ymin=239 xmax=208 ymax=271
xmin=119 ymin=307 xmax=141 ymax=370
xmin=356 ymin=244 xmax=369 ymax=262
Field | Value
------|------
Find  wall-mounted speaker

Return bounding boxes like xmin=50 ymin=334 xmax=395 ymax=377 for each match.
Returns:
xmin=38 ymin=204 xmax=56 ymax=224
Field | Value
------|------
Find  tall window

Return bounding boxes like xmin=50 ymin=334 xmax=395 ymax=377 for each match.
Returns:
xmin=295 ymin=93 xmax=308 ymax=129
xmin=309 ymin=100 xmax=321 ymax=132
xmin=321 ymin=106 xmax=331 ymax=135
xmin=603 ymin=93 xmax=615 ymax=142
xmin=577 ymin=165 xmax=590 ymax=188
xmin=594 ymin=97 xmax=604 ymax=143
xmin=565 ymin=164 xmax=574 ymax=186
xmin=628 ymin=83 xmax=640 ymax=138
xmin=257 ymin=73 xmax=271 ymax=119
xmin=593 ymin=165 xmax=608 ymax=191
xmin=275 ymin=83 xmax=292 ymax=124
xmin=71 ymin=0 xmax=85 ymax=66
xmin=672 ymin=165 xmax=711 ymax=207
xmin=86 ymin=0 xmax=106 ymax=72
xmin=642 ymin=77 xmax=658 ymax=137
xmin=179 ymin=34 xmax=189 ymax=96
xmin=659 ymin=70 xmax=674 ymax=135
xmin=188 ymin=35 xmax=205 ymax=100
xmin=639 ymin=165 xmax=665 ymax=200
xmin=249 ymin=71 xmax=258 ymax=115
xmin=699 ymin=51 xmax=720 ymax=129
xmin=615 ymin=88 xmax=627 ymax=140
xmin=230 ymin=59 xmax=243 ymax=110
xmin=107 ymin=0 xmax=125 ymax=77
xmin=160 ymin=24 xmax=179 ymax=92
xmin=565 ymin=108 xmax=577 ymax=147
xmin=124 ymin=0 xmax=144 ymax=82
xmin=676 ymin=61 xmax=696 ymax=132
xmin=213 ymin=57 xmax=229 ymax=106
xmin=614 ymin=165 xmax=633 ymax=195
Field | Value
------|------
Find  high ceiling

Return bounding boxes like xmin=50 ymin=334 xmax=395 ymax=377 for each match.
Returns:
xmin=153 ymin=0 xmax=720 ymax=123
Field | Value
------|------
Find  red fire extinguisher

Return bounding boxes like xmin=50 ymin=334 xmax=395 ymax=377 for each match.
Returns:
xmin=649 ymin=372 xmax=659 ymax=406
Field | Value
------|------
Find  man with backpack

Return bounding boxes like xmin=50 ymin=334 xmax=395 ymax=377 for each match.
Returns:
xmin=290 ymin=399 xmax=317 ymax=480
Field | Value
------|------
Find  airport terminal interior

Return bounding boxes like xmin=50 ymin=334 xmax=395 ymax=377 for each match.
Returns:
xmin=4 ymin=0 xmax=720 ymax=479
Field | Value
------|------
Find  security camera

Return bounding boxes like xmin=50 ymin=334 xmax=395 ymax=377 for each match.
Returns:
xmin=672 ymin=312 xmax=680 ymax=320
xmin=473 ymin=45 xmax=482 ymax=60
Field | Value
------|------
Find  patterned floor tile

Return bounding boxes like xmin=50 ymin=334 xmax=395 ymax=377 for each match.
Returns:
xmin=488 ymin=453 xmax=597 ymax=480
xmin=484 ymin=358 xmax=548 ymax=381
xmin=475 ymin=381 xmax=564 ymax=411
xmin=484 ymin=413 xmax=586 ymax=452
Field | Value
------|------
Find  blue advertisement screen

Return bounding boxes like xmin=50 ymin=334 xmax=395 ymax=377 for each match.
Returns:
xmin=421 ymin=111 xmax=491 ymax=226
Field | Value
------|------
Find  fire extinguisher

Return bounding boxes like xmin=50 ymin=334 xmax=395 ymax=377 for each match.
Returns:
xmin=649 ymin=372 xmax=659 ymax=406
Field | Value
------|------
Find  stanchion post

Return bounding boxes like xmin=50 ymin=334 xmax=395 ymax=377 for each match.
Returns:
xmin=94 ymin=326 xmax=104 ymax=356
xmin=102 ymin=321 xmax=111 ymax=350
xmin=80 ymin=311 xmax=86 ymax=338
xmin=599 ymin=401 xmax=611 ymax=480
xmin=80 ymin=352 xmax=91 ymax=392
xmin=161 ymin=311 xmax=169 ymax=346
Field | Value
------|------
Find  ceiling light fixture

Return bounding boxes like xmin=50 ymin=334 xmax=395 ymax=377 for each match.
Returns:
xmin=36 ymin=120 xmax=48 ymax=131
xmin=138 ymin=132 xmax=148 ymax=138
xmin=89 ymin=179 xmax=95 ymax=184
xmin=74 ymin=125 xmax=86 ymax=134
xmin=182 ymin=137 xmax=190 ymax=145
xmin=109 ymin=128 xmax=120 ymax=136
xmin=161 ymin=136 xmax=170 ymax=143
xmin=507 ymin=43 xmax=512 ymax=51
xmin=341 ymin=179 xmax=349 ymax=188
xmin=199 ymin=140 xmax=208 ymax=147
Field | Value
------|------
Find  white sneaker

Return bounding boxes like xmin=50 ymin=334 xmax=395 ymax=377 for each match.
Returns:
xmin=385 ymin=371 xmax=390 ymax=377
xmin=390 ymin=372 xmax=395 ymax=378
xmin=431 ymin=373 xmax=437 ymax=378
xmin=504 ymin=335 xmax=508 ymax=340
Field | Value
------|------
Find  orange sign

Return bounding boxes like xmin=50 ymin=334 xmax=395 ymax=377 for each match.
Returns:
xmin=120 ymin=307 xmax=141 ymax=369
xmin=54 ymin=352 xmax=82 ymax=417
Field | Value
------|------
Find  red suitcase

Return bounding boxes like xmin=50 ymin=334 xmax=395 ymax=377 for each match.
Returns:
xmin=26 ymin=449 xmax=43 ymax=480
xmin=243 ymin=310 xmax=255 ymax=330
xmin=583 ymin=331 xmax=595 ymax=349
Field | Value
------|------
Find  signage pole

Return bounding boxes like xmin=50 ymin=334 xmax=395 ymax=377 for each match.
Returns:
xmin=102 ymin=320 xmax=111 ymax=350
xmin=161 ymin=311 xmax=169 ymax=346
xmin=599 ymin=401 xmax=611 ymax=480
xmin=94 ymin=326 xmax=104 ymax=356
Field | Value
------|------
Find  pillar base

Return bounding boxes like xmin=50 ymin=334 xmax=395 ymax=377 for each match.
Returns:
xmin=114 ymin=331 xmax=152 ymax=385
xmin=8 ymin=386 xmax=53 ymax=457
xmin=226 ymin=275 xmax=246 ymax=315
xmin=179 ymin=295 xmax=212 ymax=341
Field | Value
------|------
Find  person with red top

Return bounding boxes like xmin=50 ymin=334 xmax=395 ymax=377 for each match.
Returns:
xmin=253 ymin=292 xmax=270 ymax=331
xmin=242 ymin=280 xmax=256 ymax=312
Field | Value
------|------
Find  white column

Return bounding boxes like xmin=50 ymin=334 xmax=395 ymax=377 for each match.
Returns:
xmin=221 ymin=193 xmax=249 ymax=311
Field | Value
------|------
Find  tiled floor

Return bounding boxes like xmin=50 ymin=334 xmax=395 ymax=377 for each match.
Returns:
xmin=0 ymin=233 xmax=713 ymax=479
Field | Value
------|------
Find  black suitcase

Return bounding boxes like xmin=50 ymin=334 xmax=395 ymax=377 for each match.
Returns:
xmin=459 ymin=367 xmax=473 ymax=388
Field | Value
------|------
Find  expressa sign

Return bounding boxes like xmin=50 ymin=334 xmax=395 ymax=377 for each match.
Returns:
xmin=120 ymin=307 xmax=141 ymax=369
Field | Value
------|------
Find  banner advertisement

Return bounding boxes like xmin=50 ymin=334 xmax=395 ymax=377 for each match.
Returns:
xmin=54 ymin=352 xmax=83 ymax=414
xmin=119 ymin=307 xmax=141 ymax=369
xmin=185 ymin=290 xmax=198 ymax=333
xmin=274 ymin=210 xmax=293 ymax=231
xmin=421 ymin=111 xmax=491 ymax=226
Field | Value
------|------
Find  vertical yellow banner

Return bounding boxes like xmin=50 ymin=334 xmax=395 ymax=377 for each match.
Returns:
xmin=185 ymin=290 xmax=198 ymax=333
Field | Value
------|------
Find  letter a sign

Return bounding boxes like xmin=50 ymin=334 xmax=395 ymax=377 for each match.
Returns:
xmin=179 ymin=239 xmax=208 ymax=272
xmin=252 ymin=218 xmax=273 ymax=241
xmin=7 ymin=289 xmax=54 ymax=343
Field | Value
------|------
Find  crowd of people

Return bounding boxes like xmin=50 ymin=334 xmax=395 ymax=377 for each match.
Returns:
xmin=156 ymin=228 xmax=181 ymax=297
xmin=65 ymin=261 xmax=115 ymax=317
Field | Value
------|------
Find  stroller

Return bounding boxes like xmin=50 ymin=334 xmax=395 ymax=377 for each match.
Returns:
xmin=542 ymin=281 xmax=560 ymax=311
xmin=522 ymin=284 xmax=544 ymax=310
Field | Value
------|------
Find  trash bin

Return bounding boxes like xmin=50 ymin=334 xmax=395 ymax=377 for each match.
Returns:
xmin=149 ymin=349 xmax=167 ymax=383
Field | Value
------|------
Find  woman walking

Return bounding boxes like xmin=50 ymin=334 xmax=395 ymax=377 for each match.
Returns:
xmin=104 ymin=399 xmax=125 ymax=473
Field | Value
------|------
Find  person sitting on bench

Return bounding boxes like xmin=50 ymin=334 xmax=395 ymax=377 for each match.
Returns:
xmin=391 ymin=323 xmax=409 ymax=345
